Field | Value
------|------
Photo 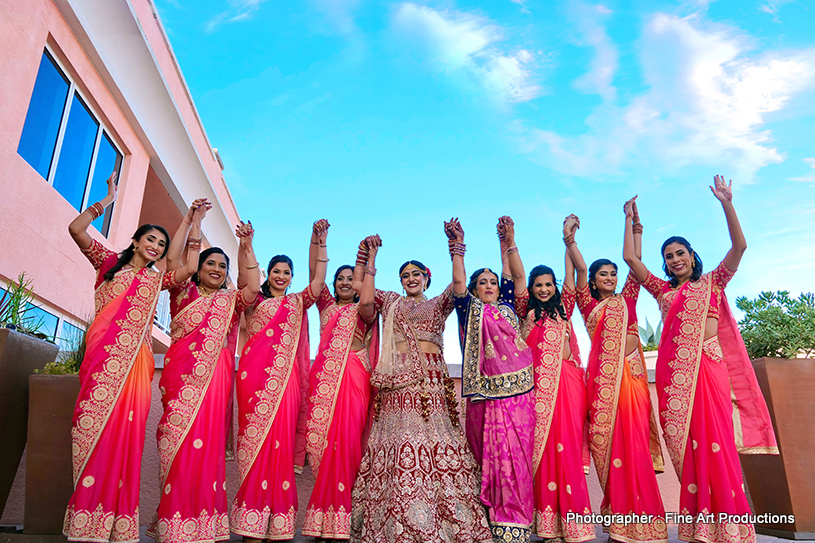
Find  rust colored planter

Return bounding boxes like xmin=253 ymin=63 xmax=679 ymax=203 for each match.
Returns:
xmin=24 ymin=374 xmax=80 ymax=534
xmin=0 ymin=328 xmax=58 ymax=516
xmin=741 ymin=356 xmax=815 ymax=540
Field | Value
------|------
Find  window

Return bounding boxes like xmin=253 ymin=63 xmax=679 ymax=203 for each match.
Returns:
xmin=0 ymin=285 xmax=85 ymax=349
xmin=17 ymin=48 xmax=122 ymax=236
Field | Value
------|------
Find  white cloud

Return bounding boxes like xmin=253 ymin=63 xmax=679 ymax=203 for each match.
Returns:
xmin=568 ymin=2 xmax=619 ymax=101
xmin=310 ymin=0 xmax=361 ymax=36
xmin=204 ymin=0 xmax=269 ymax=32
xmin=392 ymin=3 xmax=542 ymax=104
xmin=790 ymin=158 xmax=815 ymax=183
xmin=513 ymin=13 xmax=815 ymax=181
xmin=760 ymin=0 xmax=795 ymax=23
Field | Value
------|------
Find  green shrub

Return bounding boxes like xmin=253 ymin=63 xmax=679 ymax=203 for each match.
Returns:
xmin=736 ymin=291 xmax=815 ymax=359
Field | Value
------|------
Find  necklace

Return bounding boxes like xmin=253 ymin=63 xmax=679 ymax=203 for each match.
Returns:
xmin=198 ymin=285 xmax=216 ymax=297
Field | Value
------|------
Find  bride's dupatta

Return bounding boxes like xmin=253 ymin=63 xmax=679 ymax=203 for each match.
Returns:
xmin=585 ymin=296 xmax=663 ymax=491
xmin=306 ymin=302 xmax=380 ymax=475
xmin=655 ymin=273 xmax=777 ymax=477
xmin=372 ymin=296 xmax=426 ymax=391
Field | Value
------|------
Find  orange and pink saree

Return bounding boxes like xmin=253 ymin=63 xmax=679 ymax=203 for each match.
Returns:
xmin=302 ymin=286 xmax=378 ymax=539
xmin=230 ymin=287 xmax=316 ymax=540
xmin=576 ymin=274 xmax=667 ymax=543
xmin=146 ymin=280 xmax=252 ymax=543
xmin=65 ymin=240 xmax=180 ymax=543
xmin=642 ymin=262 xmax=777 ymax=543
xmin=516 ymin=287 xmax=594 ymax=543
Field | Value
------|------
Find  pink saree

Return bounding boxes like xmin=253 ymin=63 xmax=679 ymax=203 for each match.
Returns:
xmin=65 ymin=239 xmax=178 ymax=543
xmin=230 ymin=287 xmax=317 ymax=540
xmin=146 ymin=281 xmax=251 ymax=543
xmin=454 ymin=279 xmax=535 ymax=543
xmin=302 ymin=286 xmax=378 ymax=539
xmin=642 ymin=263 xmax=778 ymax=543
xmin=576 ymin=276 xmax=667 ymax=543
xmin=516 ymin=287 xmax=594 ymax=543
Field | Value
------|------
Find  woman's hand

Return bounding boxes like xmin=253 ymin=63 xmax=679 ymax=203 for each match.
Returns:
xmin=710 ymin=174 xmax=733 ymax=203
xmin=105 ymin=172 xmax=118 ymax=203
xmin=191 ymin=199 xmax=210 ymax=225
xmin=497 ymin=216 xmax=515 ymax=246
xmin=235 ymin=220 xmax=254 ymax=246
xmin=623 ymin=195 xmax=638 ymax=219
xmin=444 ymin=217 xmax=464 ymax=242
xmin=364 ymin=234 xmax=382 ymax=254
xmin=563 ymin=213 xmax=580 ymax=237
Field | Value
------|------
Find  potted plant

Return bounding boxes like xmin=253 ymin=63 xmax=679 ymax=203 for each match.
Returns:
xmin=25 ymin=324 xmax=86 ymax=534
xmin=735 ymin=291 xmax=815 ymax=539
xmin=638 ymin=318 xmax=661 ymax=379
xmin=0 ymin=273 xmax=59 ymax=517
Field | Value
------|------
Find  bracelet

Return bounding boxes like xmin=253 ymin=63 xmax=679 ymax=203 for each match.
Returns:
xmin=563 ymin=234 xmax=576 ymax=247
xmin=448 ymin=240 xmax=466 ymax=258
xmin=506 ymin=246 xmax=518 ymax=254
xmin=244 ymin=262 xmax=259 ymax=269
xmin=85 ymin=202 xmax=104 ymax=221
xmin=365 ymin=266 xmax=377 ymax=276
xmin=188 ymin=242 xmax=202 ymax=251
xmin=632 ymin=222 xmax=643 ymax=235
xmin=320 ymin=244 xmax=327 ymax=247
xmin=183 ymin=218 xmax=192 ymax=225
xmin=317 ymin=258 xmax=330 ymax=263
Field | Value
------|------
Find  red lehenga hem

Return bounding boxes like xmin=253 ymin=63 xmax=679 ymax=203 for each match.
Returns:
xmin=533 ymin=507 xmax=595 ymax=542
xmin=677 ymin=516 xmax=756 ymax=543
xmin=64 ymin=505 xmax=140 ymax=543
xmin=229 ymin=504 xmax=296 ymax=540
xmin=145 ymin=510 xmax=230 ymax=543
xmin=301 ymin=505 xmax=351 ymax=539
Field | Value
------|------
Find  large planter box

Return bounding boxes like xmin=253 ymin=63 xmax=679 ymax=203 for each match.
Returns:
xmin=0 ymin=328 xmax=58 ymax=516
xmin=24 ymin=374 xmax=80 ymax=534
xmin=741 ymin=356 xmax=815 ymax=540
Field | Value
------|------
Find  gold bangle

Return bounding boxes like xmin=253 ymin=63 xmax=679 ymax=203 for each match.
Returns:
xmin=317 ymin=258 xmax=330 ymax=262
xmin=245 ymin=262 xmax=259 ymax=269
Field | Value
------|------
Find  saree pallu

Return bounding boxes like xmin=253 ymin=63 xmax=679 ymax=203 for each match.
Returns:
xmin=525 ymin=321 xmax=594 ymax=543
xmin=647 ymin=268 xmax=777 ymax=543
xmin=350 ymin=353 xmax=493 ymax=543
xmin=146 ymin=289 xmax=239 ymax=543
xmin=231 ymin=291 xmax=312 ymax=540
xmin=64 ymin=267 xmax=165 ymax=543
xmin=584 ymin=296 xmax=666 ymax=543
xmin=459 ymin=296 xmax=535 ymax=543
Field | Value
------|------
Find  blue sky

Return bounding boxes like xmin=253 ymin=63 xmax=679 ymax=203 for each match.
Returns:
xmin=156 ymin=0 xmax=815 ymax=361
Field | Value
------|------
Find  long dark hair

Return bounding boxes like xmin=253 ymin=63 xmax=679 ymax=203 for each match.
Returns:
xmin=661 ymin=236 xmax=703 ymax=288
xmin=588 ymin=258 xmax=618 ymax=300
xmin=192 ymin=247 xmax=230 ymax=289
xmin=333 ymin=264 xmax=359 ymax=303
xmin=467 ymin=267 xmax=499 ymax=297
xmin=260 ymin=255 xmax=294 ymax=299
xmin=399 ymin=260 xmax=431 ymax=288
xmin=103 ymin=224 xmax=170 ymax=281
xmin=527 ymin=265 xmax=567 ymax=322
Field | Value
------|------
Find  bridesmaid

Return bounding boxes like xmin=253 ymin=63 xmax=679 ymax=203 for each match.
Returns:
xmin=65 ymin=173 xmax=198 ymax=543
xmin=230 ymin=220 xmax=328 ymax=542
xmin=511 ymin=216 xmax=594 ymax=543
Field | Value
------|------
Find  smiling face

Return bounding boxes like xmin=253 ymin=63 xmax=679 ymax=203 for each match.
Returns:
xmin=267 ymin=262 xmax=292 ymax=296
xmin=591 ymin=264 xmax=618 ymax=298
xmin=474 ymin=271 xmax=499 ymax=304
xmin=531 ymin=273 xmax=556 ymax=303
xmin=198 ymin=253 xmax=228 ymax=290
xmin=132 ymin=228 xmax=167 ymax=264
xmin=400 ymin=268 xmax=427 ymax=297
xmin=334 ymin=268 xmax=355 ymax=303
xmin=663 ymin=242 xmax=694 ymax=283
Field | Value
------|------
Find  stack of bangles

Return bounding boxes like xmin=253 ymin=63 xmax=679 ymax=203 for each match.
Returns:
xmin=563 ymin=233 xmax=576 ymax=247
xmin=506 ymin=246 xmax=518 ymax=254
xmin=448 ymin=240 xmax=466 ymax=258
xmin=365 ymin=266 xmax=376 ymax=276
xmin=188 ymin=237 xmax=202 ymax=251
xmin=633 ymin=222 xmax=644 ymax=235
xmin=85 ymin=202 xmax=104 ymax=221
xmin=356 ymin=244 xmax=369 ymax=269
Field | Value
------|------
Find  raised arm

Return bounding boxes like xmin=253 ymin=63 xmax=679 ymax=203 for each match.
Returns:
xmin=711 ymin=175 xmax=746 ymax=271
xmin=563 ymin=214 xmax=587 ymax=290
xmin=631 ymin=199 xmax=643 ymax=261
xmin=171 ymin=201 xmax=205 ymax=284
xmin=499 ymin=216 xmax=526 ymax=297
xmin=358 ymin=236 xmax=380 ymax=320
xmin=446 ymin=218 xmax=467 ymax=295
xmin=310 ymin=220 xmax=329 ymax=298
xmin=167 ymin=198 xmax=210 ymax=272
xmin=623 ymin=196 xmax=651 ymax=282
xmin=235 ymin=221 xmax=261 ymax=300
xmin=68 ymin=172 xmax=117 ymax=249
xmin=308 ymin=220 xmax=327 ymax=282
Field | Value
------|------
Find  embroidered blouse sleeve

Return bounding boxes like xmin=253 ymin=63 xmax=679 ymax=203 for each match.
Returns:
xmin=162 ymin=269 xmax=189 ymax=290
xmin=453 ymin=288 xmax=470 ymax=325
xmin=435 ymin=283 xmax=456 ymax=319
xmin=300 ymin=283 xmax=320 ymax=309
xmin=515 ymin=288 xmax=529 ymax=317
xmin=169 ymin=280 xmax=193 ymax=316
xmin=80 ymin=238 xmax=117 ymax=272
xmin=641 ymin=272 xmax=668 ymax=301
xmin=373 ymin=288 xmax=389 ymax=313
xmin=711 ymin=260 xmax=736 ymax=289
xmin=316 ymin=283 xmax=333 ymax=313
xmin=620 ymin=272 xmax=641 ymax=302
xmin=574 ymin=282 xmax=595 ymax=317
xmin=561 ymin=285 xmax=577 ymax=317
xmin=498 ymin=275 xmax=516 ymax=307
xmin=236 ymin=286 xmax=255 ymax=314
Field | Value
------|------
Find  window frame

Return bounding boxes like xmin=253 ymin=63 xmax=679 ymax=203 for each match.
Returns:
xmin=24 ymin=46 xmax=124 ymax=236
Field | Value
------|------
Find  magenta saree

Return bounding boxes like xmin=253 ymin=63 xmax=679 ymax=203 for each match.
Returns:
xmin=454 ymin=278 xmax=535 ymax=543
xmin=146 ymin=281 xmax=252 ymax=543
xmin=576 ymin=275 xmax=667 ymax=543
xmin=230 ymin=287 xmax=316 ymax=540
xmin=642 ymin=262 xmax=778 ymax=543
xmin=64 ymin=240 xmax=179 ymax=543
xmin=302 ymin=286 xmax=378 ymax=539
xmin=516 ymin=287 xmax=594 ymax=543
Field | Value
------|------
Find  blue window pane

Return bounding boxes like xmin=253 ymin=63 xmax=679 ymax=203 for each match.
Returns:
xmin=88 ymin=133 xmax=122 ymax=235
xmin=23 ymin=304 xmax=59 ymax=342
xmin=58 ymin=321 xmax=84 ymax=352
xmin=17 ymin=51 xmax=70 ymax=178
xmin=52 ymin=93 xmax=99 ymax=210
